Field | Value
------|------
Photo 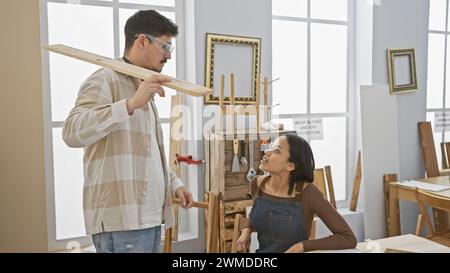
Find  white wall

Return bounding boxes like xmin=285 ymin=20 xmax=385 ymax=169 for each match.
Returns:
xmin=361 ymin=0 xmax=429 ymax=238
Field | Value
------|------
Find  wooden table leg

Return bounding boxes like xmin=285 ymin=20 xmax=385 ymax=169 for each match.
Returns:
xmin=388 ymin=184 xmax=401 ymax=236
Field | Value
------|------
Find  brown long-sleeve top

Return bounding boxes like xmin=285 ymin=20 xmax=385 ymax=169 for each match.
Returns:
xmin=240 ymin=175 xmax=357 ymax=252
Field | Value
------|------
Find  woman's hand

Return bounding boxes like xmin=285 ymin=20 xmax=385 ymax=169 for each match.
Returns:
xmin=285 ymin=242 xmax=304 ymax=253
xmin=236 ymin=228 xmax=252 ymax=253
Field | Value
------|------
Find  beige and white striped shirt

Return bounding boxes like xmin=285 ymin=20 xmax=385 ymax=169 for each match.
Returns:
xmin=62 ymin=63 xmax=182 ymax=235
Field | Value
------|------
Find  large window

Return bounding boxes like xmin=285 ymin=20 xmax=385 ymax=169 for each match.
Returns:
xmin=40 ymin=0 xmax=182 ymax=250
xmin=272 ymin=0 xmax=353 ymax=202
xmin=427 ymin=0 xmax=450 ymax=168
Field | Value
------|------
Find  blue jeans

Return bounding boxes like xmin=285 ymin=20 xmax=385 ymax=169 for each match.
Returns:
xmin=92 ymin=226 xmax=161 ymax=253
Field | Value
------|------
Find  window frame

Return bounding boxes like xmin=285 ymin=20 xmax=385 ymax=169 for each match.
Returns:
xmin=427 ymin=0 xmax=450 ymax=160
xmin=39 ymin=0 xmax=194 ymax=251
xmin=271 ymin=0 xmax=356 ymax=207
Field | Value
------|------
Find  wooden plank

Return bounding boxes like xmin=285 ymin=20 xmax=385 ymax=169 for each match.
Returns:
xmin=388 ymin=183 xmax=401 ymax=236
xmin=204 ymin=133 xmax=211 ymax=192
xmin=44 ymin=44 xmax=212 ymax=97
xmin=418 ymin=121 xmax=440 ymax=177
xmin=173 ymin=198 xmax=209 ymax=209
xmin=219 ymin=137 xmax=225 ymax=195
xmin=224 ymin=173 xmax=251 ymax=187
xmin=209 ymin=192 xmax=220 ymax=253
xmin=211 ymin=136 xmax=218 ymax=192
xmin=263 ymin=76 xmax=269 ymax=123
xmin=256 ymin=75 xmax=260 ymax=135
xmin=206 ymin=192 xmax=214 ymax=253
xmin=446 ymin=142 xmax=450 ymax=170
xmin=169 ymin=95 xmax=182 ymax=242
xmin=324 ymin=166 xmax=336 ymax=208
xmin=204 ymin=192 xmax=209 ymax=251
xmin=231 ymin=214 xmax=242 ymax=253
xmin=415 ymin=214 xmax=423 ymax=236
xmin=219 ymin=74 xmax=225 ymax=130
xmin=441 ymin=142 xmax=448 ymax=169
xmin=384 ymin=174 xmax=399 ymax=237
xmin=219 ymin=200 xmax=226 ymax=253
xmin=349 ymin=151 xmax=362 ymax=211
xmin=224 ymin=185 xmax=251 ymax=201
xmin=225 ymin=199 xmax=253 ymax=212
xmin=163 ymin=228 xmax=172 ymax=253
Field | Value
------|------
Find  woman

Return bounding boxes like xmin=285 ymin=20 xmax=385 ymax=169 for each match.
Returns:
xmin=237 ymin=133 xmax=357 ymax=253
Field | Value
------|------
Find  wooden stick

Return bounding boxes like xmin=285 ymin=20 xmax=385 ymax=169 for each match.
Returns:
xmin=219 ymin=201 xmax=226 ymax=253
xmin=256 ymin=75 xmax=260 ymax=135
xmin=169 ymin=95 xmax=182 ymax=241
xmin=324 ymin=166 xmax=336 ymax=209
xmin=173 ymin=198 xmax=209 ymax=209
xmin=231 ymin=214 xmax=243 ymax=253
xmin=349 ymin=151 xmax=362 ymax=211
xmin=264 ymin=77 xmax=268 ymax=123
xmin=415 ymin=214 xmax=424 ymax=236
xmin=231 ymin=73 xmax=236 ymax=137
xmin=44 ymin=44 xmax=212 ymax=97
xmin=163 ymin=228 xmax=172 ymax=253
xmin=219 ymin=75 xmax=225 ymax=131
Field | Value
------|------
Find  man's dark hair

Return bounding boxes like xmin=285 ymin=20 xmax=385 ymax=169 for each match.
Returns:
xmin=284 ymin=133 xmax=315 ymax=195
xmin=124 ymin=10 xmax=179 ymax=52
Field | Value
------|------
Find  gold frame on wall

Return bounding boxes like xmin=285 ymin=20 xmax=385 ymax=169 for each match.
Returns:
xmin=204 ymin=33 xmax=261 ymax=105
xmin=387 ymin=48 xmax=418 ymax=94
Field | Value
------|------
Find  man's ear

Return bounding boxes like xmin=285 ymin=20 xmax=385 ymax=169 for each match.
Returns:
xmin=135 ymin=34 xmax=146 ymax=50
xmin=286 ymin=162 xmax=295 ymax=172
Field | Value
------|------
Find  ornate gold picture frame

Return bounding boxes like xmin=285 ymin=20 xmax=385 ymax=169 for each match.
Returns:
xmin=387 ymin=48 xmax=418 ymax=94
xmin=204 ymin=33 xmax=261 ymax=105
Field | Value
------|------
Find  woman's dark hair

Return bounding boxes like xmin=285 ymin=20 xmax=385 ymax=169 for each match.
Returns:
xmin=284 ymin=133 xmax=315 ymax=195
xmin=124 ymin=10 xmax=179 ymax=52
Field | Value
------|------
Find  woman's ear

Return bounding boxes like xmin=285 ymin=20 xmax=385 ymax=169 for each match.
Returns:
xmin=287 ymin=162 xmax=295 ymax=172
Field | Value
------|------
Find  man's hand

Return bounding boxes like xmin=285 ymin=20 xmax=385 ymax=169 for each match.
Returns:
xmin=126 ymin=74 xmax=172 ymax=114
xmin=236 ymin=228 xmax=252 ymax=253
xmin=285 ymin=242 xmax=304 ymax=253
xmin=175 ymin=186 xmax=193 ymax=208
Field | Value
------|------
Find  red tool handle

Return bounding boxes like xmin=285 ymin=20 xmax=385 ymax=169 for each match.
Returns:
xmin=175 ymin=154 xmax=204 ymax=165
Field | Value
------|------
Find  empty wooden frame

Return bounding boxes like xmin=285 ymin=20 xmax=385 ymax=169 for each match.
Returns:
xmin=204 ymin=33 xmax=261 ymax=105
xmin=387 ymin=48 xmax=418 ymax=94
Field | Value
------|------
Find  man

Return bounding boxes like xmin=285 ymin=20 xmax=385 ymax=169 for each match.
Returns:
xmin=62 ymin=10 xmax=193 ymax=253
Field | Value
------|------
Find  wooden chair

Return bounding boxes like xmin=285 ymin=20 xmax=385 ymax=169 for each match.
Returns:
xmin=310 ymin=166 xmax=336 ymax=240
xmin=418 ymin=122 xmax=449 ymax=232
xmin=383 ymin=173 xmax=400 ymax=237
xmin=313 ymin=166 xmax=336 ymax=208
xmin=418 ymin=121 xmax=445 ymax=177
xmin=440 ymin=142 xmax=450 ymax=169
xmin=416 ymin=189 xmax=450 ymax=247
xmin=164 ymin=192 xmax=221 ymax=253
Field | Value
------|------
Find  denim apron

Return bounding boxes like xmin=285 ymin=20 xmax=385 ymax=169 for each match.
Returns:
xmin=249 ymin=189 xmax=307 ymax=253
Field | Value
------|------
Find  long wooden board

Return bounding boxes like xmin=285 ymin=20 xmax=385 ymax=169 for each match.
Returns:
xmin=44 ymin=44 xmax=212 ymax=97
xmin=349 ymin=151 xmax=362 ymax=211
